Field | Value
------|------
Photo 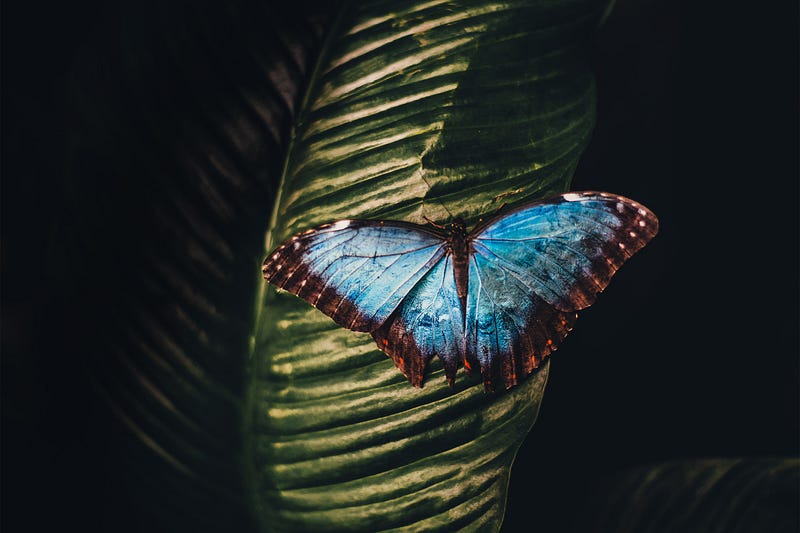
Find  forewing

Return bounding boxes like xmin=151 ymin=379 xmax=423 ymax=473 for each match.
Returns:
xmin=262 ymin=220 xmax=446 ymax=333
xmin=473 ymin=191 xmax=659 ymax=312
xmin=467 ymin=191 xmax=658 ymax=390
xmin=372 ymin=255 xmax=465 ymax=387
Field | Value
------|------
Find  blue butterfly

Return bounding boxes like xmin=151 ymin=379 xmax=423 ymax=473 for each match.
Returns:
xmin=262 ymin=191 xmax=658 ymax=392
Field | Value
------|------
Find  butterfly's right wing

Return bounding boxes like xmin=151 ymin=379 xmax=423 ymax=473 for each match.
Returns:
xmin=262 ymin=220 xmax=446 ymax=333
xmin=466 ymin=191 xmax=659 ymax=390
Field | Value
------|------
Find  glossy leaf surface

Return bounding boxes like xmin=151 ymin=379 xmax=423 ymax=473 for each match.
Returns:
xmin=252 ymin=1 xmax=606 ymax=529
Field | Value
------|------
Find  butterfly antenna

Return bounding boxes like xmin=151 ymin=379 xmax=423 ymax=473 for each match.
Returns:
xmin=485 ymin=188 xmax=527 ymax=218
xmin=422 ymin=215 xmax=446 ymax=230
xmin=492 ymin=202 xmax=507 ymax=216
xmin=418 ymin=170 xmax=455 ymax=221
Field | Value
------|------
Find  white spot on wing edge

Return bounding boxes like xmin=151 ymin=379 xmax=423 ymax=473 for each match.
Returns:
xmin=563 ymin=193 xmax=583 ymax=201
xmin=330 ymin=219 xmax=352 ymax=231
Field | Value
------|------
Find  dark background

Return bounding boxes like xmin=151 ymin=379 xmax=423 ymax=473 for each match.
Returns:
xmin=506 ymin=1 xmax=799 ymax=531
xmin=2 ymin=1 xmax=797 ymax=532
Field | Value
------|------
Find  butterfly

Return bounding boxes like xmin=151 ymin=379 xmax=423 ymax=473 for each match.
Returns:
xmin=262 ymin=191 xmax=658 ymax=392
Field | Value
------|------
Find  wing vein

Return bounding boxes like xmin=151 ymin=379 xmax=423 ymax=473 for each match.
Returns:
xmin=472 ymin=242 xmax=568 ymax=306
xmin=475 ymin=206 xmax=632 ymax=241
xmin=364 ymin=246 xmax=446 ymax=326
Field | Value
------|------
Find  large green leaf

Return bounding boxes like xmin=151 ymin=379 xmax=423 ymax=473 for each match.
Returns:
xmin=251 ymin=1 xmax=606 ymax=530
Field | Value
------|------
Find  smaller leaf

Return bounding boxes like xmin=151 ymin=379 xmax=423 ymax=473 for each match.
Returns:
xmin=573 ymin=458 xmax=800 ymax=533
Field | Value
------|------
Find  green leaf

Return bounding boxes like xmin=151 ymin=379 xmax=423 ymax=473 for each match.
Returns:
xmin=574 ymin=458 xmax=800 ymax=532
xmin=251 ymin=1 xmax=606 ymax=530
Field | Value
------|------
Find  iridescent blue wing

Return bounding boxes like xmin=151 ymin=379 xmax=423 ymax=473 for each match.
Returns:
xmin=372 ymin=255 xmax=465 ymax=387
xmin=467 ymin=191 xmax=659 ymax=390
xmin=262 ymin=220 xmax=446 ymax=333
xmin=466 ymin=254 xmax=577 ymax=392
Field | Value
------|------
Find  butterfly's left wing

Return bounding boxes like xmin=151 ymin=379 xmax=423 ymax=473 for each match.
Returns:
xmin=467 ymin=191 xmax=659 ymax=390
xmin=262 ymin=220 xmax=446 ymax=333
xmin=263 ymin=219 xmax=464 ymax=388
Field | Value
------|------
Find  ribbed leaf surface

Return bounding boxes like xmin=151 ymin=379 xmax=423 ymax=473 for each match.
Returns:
xmin=252 ymin=1 xmax=605 ymax=530
xmin=62 ymin=3 xmax=331 ymax=530
xmin=574 ymin=458 xmax=800 ymax=533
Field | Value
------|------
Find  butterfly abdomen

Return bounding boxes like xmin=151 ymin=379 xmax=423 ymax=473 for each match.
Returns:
xmin=446 ymin=219 xmax=471 ymax=321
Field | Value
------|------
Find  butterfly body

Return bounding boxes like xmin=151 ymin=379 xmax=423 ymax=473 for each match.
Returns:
xmin=262 ymin=192 xmax=658 ymax=392
xmin=442 ymin=218 xmax=470 ymax=324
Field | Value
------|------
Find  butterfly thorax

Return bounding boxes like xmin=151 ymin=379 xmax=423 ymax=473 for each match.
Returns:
xmin=445 ymin=218 xmax=471 ymax=321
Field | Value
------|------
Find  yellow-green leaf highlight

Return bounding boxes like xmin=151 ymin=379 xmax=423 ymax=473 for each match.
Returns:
xmin=250 ymin=0 xmax=606 ymax=530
